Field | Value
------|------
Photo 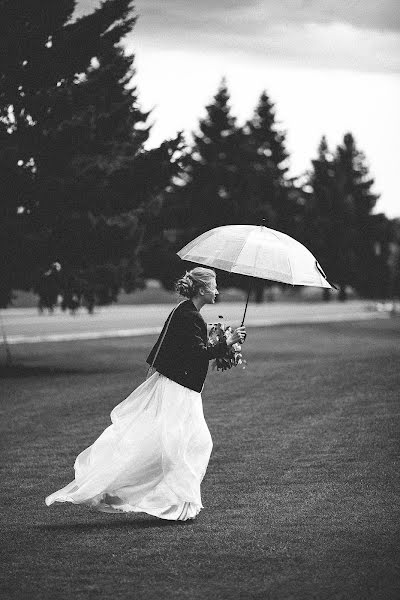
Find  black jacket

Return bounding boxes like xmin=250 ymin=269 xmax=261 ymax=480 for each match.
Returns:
xmin=146 ymin=299 xmax=228 ymax=392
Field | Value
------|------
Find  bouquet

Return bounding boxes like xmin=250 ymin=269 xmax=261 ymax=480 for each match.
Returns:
xmin=208 ymin=316 xmax=246 ymax=372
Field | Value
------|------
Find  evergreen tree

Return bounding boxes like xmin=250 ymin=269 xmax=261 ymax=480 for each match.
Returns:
xmin=0 ymin=0 xmax=136 ymax=170
xmin=238 ymin=91 xmax=293 ymax=301
xmin=239 ymin=91 xmax=291 ymax=228
xmin=39 ymin=35 xmax=150 ymax=217
xmin=304 ymin=133 xmax=379 ymax=300
xmin=334 ymin=133 xmax=379 ymax=298
xmin=366 ymin=213 xmax=393 ymax=299
xmin=302 ymin=136 xmax=340 ymax=300
xmin=177 ymin=79 xmax=242 ymax=234
xmin=0 ymin=0 xmax=180 ymax=309
xmin=389 ymin=219 xmax=400 ymax=299
xmin=155 ymin=80 xmax=243 ymax=292
xmin=162 ymin=85 xmax=294 ymax=299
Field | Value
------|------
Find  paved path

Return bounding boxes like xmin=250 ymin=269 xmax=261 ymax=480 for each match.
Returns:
xmin=0 ymin=300 xmax=391 ymax=345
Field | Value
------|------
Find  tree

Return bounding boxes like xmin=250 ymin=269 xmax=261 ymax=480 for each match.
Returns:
xmin=389 ymin=219 xmax=400 ymax=299
xmin=301 ymin=136 xmax=340 ymax=300
xmin=239 ymin=91 xmax=290 ymax=227
xmin=238 ymin=91 xmax=293 ymax=301
xmin=304 ymin=133 xmax=379 ymax=300
xmin=153 ymin=80 xmax=243 ymax=292
xmin=334 ymin=133 xmax=379 ymax=298
xmin=175 ymin=79 xmax=242 ymax=235
xmin=0 ymin=0 xmax=103 ymax=306
xmin=365 ymin=213 xmax=393 ymax=299
xmin=0 ymin=0 xmax=181 ymax=309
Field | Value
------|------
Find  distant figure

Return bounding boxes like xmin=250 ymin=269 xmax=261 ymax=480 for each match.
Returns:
xmin=60 ymin=291 xmax=80 ymax=315
xmin=37 ymin=262 xmax=61 ymax=313
xmin=45 ymin=267 xmax=246 ymax=521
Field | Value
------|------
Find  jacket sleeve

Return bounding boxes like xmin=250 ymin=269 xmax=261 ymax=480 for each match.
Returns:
xmin=182 ymin=312 xmax=228 ymax=360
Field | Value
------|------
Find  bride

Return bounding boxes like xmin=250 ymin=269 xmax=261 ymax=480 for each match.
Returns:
xmin=45 ymin=267 xmax=246 ymax=521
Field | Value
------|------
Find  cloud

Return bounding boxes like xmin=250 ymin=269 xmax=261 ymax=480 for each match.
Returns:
xmin=76 ymin=0 xmax=400 ymax=32
xmin=75 ymin=1 xmax=400 ymax=73
xmin=134 ymin=0 xmax=400 ymax=33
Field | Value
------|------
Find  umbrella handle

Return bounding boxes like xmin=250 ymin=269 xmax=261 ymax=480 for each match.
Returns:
xmin=241 ymin=283 xmax=252 ymax=326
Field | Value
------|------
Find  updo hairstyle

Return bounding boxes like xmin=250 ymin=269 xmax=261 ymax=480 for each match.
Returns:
xmin=175 ymin=267 xmax=216 ymax=299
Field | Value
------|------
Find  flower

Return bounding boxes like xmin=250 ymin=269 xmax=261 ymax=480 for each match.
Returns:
xmin=208 ymin=318 xmax=247 ymax=372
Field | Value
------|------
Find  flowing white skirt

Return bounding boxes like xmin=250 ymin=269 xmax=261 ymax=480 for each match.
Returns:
xmin=45 ymin=372 xmax=213 ymax=520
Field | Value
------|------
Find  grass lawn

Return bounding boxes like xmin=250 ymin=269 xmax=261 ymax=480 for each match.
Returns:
xmin=1 ymin=319 xmax=399 ymax=600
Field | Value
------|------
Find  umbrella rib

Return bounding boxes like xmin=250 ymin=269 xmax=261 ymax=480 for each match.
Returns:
xmin=231 ymin=234 xmax=252 ymax=272
xmin=286 ymin=253 xmax=294 ymax=284
xmin=269 ymin=230 xmax=282 ymax=241
xmin=251 ymin=231 xmax=264 ymax=278
xmin=269 ymin=230 xmax=294 ymax=283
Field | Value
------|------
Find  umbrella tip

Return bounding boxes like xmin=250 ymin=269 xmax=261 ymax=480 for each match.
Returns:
xmin=261 ymin=218 xmax=267 ymax=228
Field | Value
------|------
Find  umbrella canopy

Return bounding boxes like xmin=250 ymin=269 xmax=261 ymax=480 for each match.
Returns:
xmin=177 ymin=225 xmax=333 ymax=289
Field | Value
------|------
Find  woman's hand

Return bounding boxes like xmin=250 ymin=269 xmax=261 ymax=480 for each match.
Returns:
xmin=227 ymin=326 xmax=247 ymax=347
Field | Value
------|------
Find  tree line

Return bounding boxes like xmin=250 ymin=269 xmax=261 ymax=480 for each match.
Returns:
xmin=1 ymin=0 xmax=399 ymax=310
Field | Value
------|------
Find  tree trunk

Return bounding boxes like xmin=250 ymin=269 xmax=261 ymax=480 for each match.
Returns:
xmin=254 ymin=280 xmax=264 ymax=303
xmin=338 ymin=285 xmax=347 ymax=302
xmin=322 ymin=288 xmax=331 ymax=302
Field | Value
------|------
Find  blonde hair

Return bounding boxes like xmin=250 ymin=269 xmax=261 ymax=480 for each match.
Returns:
xmin=175 ymin=267 xmax=216 ymax=299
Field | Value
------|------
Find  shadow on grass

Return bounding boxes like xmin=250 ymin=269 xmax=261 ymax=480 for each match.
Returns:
xmin=35 ymin=517 xmax=193 ymax=532
xmin=0 ymin=364 xmax=126 ymax=379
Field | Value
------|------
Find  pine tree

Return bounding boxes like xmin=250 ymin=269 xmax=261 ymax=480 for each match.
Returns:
xmin=239 ymin=91 xmax=290 ymax=228
xmin=304 ymin=133 xmax=380 ymax=300
xmin=0 ymin=0 xmax=137 ymax=170
xmin=366 ymin=213 xmax=393 ymax=298
xmin=40 ymin=37 xmax=150 ymax=216
xmin=0 ymin=0 xmax=180 ymax=309
xmin=162 ymin=85 xmax=293 ymax=299
xmin=234 ymin=91 xmax=292 ymax=301
xmin=389 ymin=219 xmax=400 ymax=299
xmin=178 ymin=79 xmax=242 ymax=233
xmin=334 ymin=133 xmax=379 ymax=298
xmin=302 ymin=136 xmax=339 ymax=300
xmin=154 ymin=80 xmax=243 ymax=292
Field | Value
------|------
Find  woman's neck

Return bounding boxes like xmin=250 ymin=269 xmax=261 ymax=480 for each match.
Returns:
xmin=191 ymin=296 xmax=205 ymax=311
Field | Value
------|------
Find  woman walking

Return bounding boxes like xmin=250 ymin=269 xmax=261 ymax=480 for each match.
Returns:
xmin=45 ymin=267 xmax=246 ymax=521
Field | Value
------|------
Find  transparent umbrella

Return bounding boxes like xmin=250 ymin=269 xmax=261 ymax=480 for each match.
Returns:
xmin=177 ymin=223 xmax=335 ymax=325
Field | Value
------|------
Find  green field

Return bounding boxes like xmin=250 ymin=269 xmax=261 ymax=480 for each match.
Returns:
xmin=1 ymin=320 xmax=399 ymax=600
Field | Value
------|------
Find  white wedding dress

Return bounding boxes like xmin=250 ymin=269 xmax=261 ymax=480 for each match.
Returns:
xmin=45 ymin=372 xmax=213 ymax=520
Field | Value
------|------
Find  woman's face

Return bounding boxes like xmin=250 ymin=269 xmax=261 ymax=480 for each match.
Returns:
xmin=202 ymin=277 xmax=219 ymax=304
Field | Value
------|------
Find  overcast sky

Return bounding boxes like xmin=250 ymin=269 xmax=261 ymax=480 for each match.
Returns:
xmin=77 ymin=0 xmax=400 ymax=217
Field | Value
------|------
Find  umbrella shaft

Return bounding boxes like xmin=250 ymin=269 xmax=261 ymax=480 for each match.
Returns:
xmin=241 ymin=284 xmax=252 ymax=326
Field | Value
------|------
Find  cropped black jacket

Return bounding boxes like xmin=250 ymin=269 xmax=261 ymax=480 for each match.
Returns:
xmin=146 ymin=299 xmax=228 ymax=392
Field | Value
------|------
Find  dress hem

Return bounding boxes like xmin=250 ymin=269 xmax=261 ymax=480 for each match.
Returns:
xmin=45 ymin=495 xmax=201 ymax=521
